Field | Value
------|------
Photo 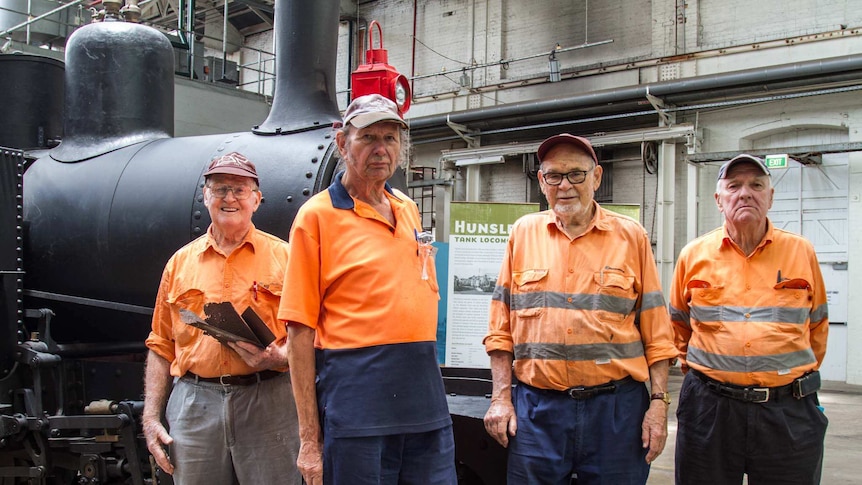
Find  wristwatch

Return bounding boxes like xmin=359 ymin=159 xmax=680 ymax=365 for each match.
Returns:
xmin=651 ymin=392 xmax=672 ymax=405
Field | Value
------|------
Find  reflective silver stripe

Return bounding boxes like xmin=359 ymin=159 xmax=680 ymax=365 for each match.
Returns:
xmin=641 ymin=290 xmax=666 ymax=311
xmin=691 ymin=305 xmax=810 ymax=325
xmin=514 ymin=341 xmax=645 ymax=361
xmin=669 ymin=305 xmax=691 ymax=329
xmin=687 ymin=345 xmax=817 ymax=373
xmin=810 ymin=302 xmax=828 ymax=323
xmin=492 ymin=285 xmax=510 ymax=307
xmin=511 ymin=291 xmax=636 ymax=316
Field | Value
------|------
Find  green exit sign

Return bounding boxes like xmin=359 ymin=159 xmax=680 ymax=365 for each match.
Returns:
xmin=764 ymin=154 xmax=788 ymax=169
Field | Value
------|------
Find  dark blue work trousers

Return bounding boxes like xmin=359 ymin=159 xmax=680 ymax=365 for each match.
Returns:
xmin=323 ymin=425 xmax=457 ymax=485
xmin=675 ymin=371 xmax=828 ymax=485
xmin=507 ymin=379 xmax=651 ymax=485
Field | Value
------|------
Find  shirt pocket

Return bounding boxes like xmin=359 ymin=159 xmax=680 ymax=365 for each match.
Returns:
xmin=256 ymin=280 xmax=283 ymax=300
xmin=250 ymin=279 xmax=283 ymax=316
xmin=774 ymin=278 xmax=813 ymax=316
xmin=593 ymin=268 xmax=636 ymax=322
xmin=512 ymin=269 xmax=548 ymax=318
xmin=687 ymin=282 xmax=725 ymax=333
xmin=167 ymin=288 xmax=206 ymax=346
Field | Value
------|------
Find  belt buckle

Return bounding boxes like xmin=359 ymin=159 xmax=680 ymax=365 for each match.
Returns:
xmin=219 ymin=374 xmax=233 ymax=386
xmin=748 ymin=387 xmax=769 ymax=403
xmin=567 ymin=386 xmax=586 ymax=399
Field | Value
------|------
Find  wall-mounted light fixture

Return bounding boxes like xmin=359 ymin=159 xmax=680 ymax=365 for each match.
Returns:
xmin=548 ymin=43 xmax=561 ymax=82
xmin=459 ymin=67 xmax=471 ymax=88
xmin=454 ymin=155 xmax=505 ymax=167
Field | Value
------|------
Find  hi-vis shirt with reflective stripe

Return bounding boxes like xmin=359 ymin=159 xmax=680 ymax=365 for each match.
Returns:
xmin=484 ymin=205 xmax=677 ymax=390
xmin=669 ymin=222 xmax=828 ymax=387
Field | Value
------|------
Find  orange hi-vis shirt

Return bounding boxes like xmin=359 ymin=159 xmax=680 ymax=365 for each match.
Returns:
xmin=146 ymin=225 xmax=289 ymax=378
xmin=484 ymin=203 xmax=677 ymax=390
xmin=669 ymin=221 xmax=829 ymax=387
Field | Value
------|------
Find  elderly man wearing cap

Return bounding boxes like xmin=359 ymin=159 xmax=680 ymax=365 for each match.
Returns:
xmin=670 ymin=154 xmax=828 ymax=484
xmin=143 ymin=152 xmax=301 ymax=484
xmin=483 ymin=133 xmax=677 ymax=484
xmin=280 ymin=94 xmax=456 ymax=485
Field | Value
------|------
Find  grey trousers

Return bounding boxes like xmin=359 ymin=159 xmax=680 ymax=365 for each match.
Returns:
xmin=166 ymin=372 xmax=302 ymax=485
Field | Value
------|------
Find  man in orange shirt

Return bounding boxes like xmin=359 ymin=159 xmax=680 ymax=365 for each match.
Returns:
xmin=484 ymin=133 xmax=678 ymax=484
xmin=143 ymin=152 xmax=301 ymax=484
xmin=670 ymin=154 xmax=828 ymax=484
xmin=281 ymin=94 xmax=456 ymax=485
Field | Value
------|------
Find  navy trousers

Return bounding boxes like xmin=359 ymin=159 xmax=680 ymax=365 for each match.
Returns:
xmin=507 ymin=379 xmax=651 ymax=485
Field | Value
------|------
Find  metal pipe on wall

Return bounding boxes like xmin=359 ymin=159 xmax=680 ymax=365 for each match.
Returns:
xmin=408 ymin=53 xmax=862 ymax=138
xmin=222 ymin=0 xmax=228 ymax=80
xmin=0 ymin=0 xmax=84 ymax=39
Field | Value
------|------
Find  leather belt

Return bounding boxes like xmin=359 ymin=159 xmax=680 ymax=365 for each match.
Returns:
xmin=184 ymin=370 xmax=281 ymax=386
xmin=531 ymin=376 xmax=634 ymax=400
xmin=691 ymin=369 xmax=792 ymax=403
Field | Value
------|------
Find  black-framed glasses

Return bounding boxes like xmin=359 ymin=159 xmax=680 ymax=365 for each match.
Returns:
xmin=207 ymin=184 xmax=258 ymax=200
xmin=542 ymin=168 xmax=593 ymax=186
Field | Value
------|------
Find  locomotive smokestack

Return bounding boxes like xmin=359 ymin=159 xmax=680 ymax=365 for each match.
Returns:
xmin=254 ymin=0 xmax=341 ymax=135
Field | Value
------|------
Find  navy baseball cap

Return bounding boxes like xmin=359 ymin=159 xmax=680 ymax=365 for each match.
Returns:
xmin=717 ymin=154 xmax=771 ymax=180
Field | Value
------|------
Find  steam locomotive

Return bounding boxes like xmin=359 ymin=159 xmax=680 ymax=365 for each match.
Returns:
xmin=1 ymin=0 xmax=489 ymax=483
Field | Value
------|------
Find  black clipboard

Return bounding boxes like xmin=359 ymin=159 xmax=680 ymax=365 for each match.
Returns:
xmin=179 ymin=302 xmax=273 ymax=348
xmin=241 ymin=306 xmax=276 ymax=347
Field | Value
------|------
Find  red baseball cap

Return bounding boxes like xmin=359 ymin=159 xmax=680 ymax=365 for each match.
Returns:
xmin=537 ymin=133 xmax=599 ymax=164
xmin=203 ymin=152 xmax=258 ymax=181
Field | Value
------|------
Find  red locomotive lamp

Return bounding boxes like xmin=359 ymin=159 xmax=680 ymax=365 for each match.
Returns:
xmin=351 ymin=20 xmax=411 ymax=115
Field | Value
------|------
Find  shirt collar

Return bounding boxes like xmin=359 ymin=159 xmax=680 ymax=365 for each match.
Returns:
xmin=719 ymin=218 xmax=774 ymax=251
xmin=202 ymin=223 xmax=257 ymax=255
xmin=327 ymin=170 xmax=398 ymax=210
xmin=544 ymin=200 xmax=609 ymax=235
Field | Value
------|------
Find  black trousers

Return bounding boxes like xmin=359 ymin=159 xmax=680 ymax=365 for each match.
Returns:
xmin=675 ymin=371 xmax=828 ymax=485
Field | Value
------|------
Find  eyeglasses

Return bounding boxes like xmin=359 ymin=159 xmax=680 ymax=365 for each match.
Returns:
xmin=541 ymin=168 xmax=593 ymax=186
xmin=207 ymin=184 xmax=258 ymax=200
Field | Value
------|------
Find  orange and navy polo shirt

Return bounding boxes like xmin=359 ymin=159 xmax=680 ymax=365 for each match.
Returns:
xmin=279 ymin=171 xmax=450 ymax=438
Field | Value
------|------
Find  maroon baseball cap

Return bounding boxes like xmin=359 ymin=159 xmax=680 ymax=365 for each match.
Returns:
xmin=537 ymin=133 xmax=599 ymax=164
xmin=717 ymin=154 xmax=771 ymax=180
xmin=343 ymin=94 xmax=407 ymax=129
xmin=203 ymin=152 xmax=258 ymax=181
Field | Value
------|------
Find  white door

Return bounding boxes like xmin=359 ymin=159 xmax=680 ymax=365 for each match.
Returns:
xmin=764 ymin=148 xmax=849 ymax=381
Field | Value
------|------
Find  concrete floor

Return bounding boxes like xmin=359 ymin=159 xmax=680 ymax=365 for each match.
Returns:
xmin=647 ymin=369 xmax=862 ymax=485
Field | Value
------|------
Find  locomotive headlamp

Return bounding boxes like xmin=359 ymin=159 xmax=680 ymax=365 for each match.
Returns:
xmin=351 ymin=21 xmax=412 ymax=116
xmin=393 ymin=76 xmax=409 ymax=111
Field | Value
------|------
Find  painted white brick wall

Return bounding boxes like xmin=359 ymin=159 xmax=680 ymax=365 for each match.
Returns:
xmin=358 ymin=0 xmax=654 ymax=98
xmin=239 ymin=31 xmax=275 ymax=98
xmin=482 ymin=161 xmax=529 ymax=202
xmin=697 ymin=0 xmax=857 ymax=49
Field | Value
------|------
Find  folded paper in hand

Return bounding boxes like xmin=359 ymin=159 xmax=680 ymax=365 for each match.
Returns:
xmin=179 ymin=302 xmax=276 ymax=348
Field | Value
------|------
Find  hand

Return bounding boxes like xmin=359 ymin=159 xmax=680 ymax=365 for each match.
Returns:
xmin=297 ymin=439 xmax=324 ymax=485
xmin=228 ymin=340 xmax=288 ymax=371
xmin=483 ymin=398 xmax=517 ymax=448
xmin=641 ymin=399 xmax=669 ymax=464
xmin=143 ymin=418 xmax=174 ymax=475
